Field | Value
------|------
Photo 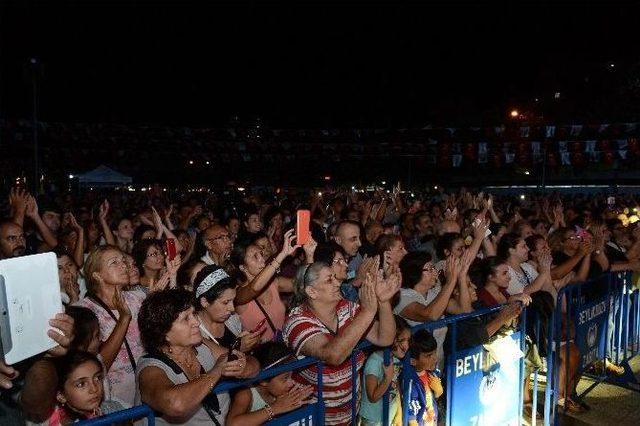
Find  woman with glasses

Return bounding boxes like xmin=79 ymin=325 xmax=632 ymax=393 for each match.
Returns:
xmin=74 ymin=245 xmax=145 ymax=407
xmin=314 ymin=242 xmax=349 ymax=284
xmin=283 ymin=261 xmax=398 ymax=425
xmin=132 ymin=239 xmax=180 ymax=294
xmin=231 ymin=229 xmax=307 ymax=343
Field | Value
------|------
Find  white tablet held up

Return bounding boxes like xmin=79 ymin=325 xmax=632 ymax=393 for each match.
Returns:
xmin=0 ymin=252 xmax=63 ymax=365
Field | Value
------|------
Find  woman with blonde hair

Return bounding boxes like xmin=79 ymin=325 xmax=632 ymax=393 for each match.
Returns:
xmin=75 ymin=245 xmax=145 ymax=407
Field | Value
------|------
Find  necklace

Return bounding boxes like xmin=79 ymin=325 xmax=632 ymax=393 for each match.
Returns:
xmin=165 ymin=347 xmax=199 ymax=378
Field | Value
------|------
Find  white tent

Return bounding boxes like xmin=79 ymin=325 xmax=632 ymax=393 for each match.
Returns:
xmin=77 ymin=165 xmax=132 ymax=188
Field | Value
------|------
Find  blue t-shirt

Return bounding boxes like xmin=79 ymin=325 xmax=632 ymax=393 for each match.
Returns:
xmin=359 ymin=351 xmax=402 ymax=423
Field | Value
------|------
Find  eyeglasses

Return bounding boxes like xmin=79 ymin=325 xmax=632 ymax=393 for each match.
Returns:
xmin=5 ymin=234 xmax=26 ymax=243
xmin=147 ymin=251 xmax=164 ymax=258
xmin=333 ymin=258 xmax=347 ymax=265
xmin=423 ymin=264 xmax=436 ymax=273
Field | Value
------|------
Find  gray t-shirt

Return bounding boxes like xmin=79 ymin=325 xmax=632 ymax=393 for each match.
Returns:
xmin=135 ymin=344 xmax=230 ymax=425
xmin=393 ymin=287 xmax=448 ymax=369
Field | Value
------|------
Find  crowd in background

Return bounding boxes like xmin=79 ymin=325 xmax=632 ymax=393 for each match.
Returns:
xmin=1 ymin=184 xmax=640 ymax=425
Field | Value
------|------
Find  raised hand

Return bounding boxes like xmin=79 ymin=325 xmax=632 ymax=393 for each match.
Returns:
xmin=472 ymin=216 xmax=490 ymax=241
xmin=444 ymin=255 xmax=461 ymax=283
xmin=459 ymin=248 xmax=476 ymax=275
xmin=9 ymin=187 xmax=29 ymax=215
xmin=67 ymin=212 xmax=83 ymax=231
xmin=113 ymin=286 xmax=131 ymax=319
xmin=46 ymin=313 xmax=75 ymax=357
xmin=538 ymin=247 xmax=552 ymax=272
xmin=376 ymin=268 xmax=401 ymax=303
xmin=359 ymin=271 xmax=379 ymax=314
xmin=302 ymin=235 xmax=318 ymax=263
xmin=25 ymin=195 xmax=39 ymax=219
xmin=98 ymin=199 xmax=110 ymax=222
xmin=355 ymin=255 xmax=377 ymax=286
xmin=278 ymin=229 xmax=295 ymax=256
xmin=151 ymin=206 xmax=164 ymax=233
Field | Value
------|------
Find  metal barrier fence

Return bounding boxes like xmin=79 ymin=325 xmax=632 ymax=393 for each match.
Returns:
xmin=77 ymin=272 xmax=639 ymax=426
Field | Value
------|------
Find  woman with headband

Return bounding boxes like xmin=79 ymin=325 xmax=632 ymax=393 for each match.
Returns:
xmin=194 ymin=264 xmax=263 ymax=353
xmin=136 ymin=288 xmax=257 ymax=425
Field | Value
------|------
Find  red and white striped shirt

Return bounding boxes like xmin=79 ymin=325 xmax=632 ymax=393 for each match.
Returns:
xmin=283 ymin=299 xmax=365 ymax=426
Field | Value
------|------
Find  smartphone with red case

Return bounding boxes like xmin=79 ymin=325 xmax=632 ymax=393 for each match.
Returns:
xmin=165 ymin=238 xmax=177 ymax=261
xmin=251 ymin=318 xmax=268 ymax=334
xmin=296 ymin=210 xmax=311 ymax=245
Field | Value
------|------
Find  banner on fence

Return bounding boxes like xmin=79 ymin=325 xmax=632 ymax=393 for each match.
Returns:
xmin=448 ymin=331 xmax=523 ymax=426
xmin=574 ymin=298 xmax=609 ymax=370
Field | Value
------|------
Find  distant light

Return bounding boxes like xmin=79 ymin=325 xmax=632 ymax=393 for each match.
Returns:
xmin=141 ymin=187 xmax=147 ymax=192
xmin=554 ymin=92 xmax=561 ymax=99
xmin=237 ymin=187 xmax=245 ymax=192
xmin=524 ymin=170 xmax=530 ymax=175
xmin=351 ymin=186 xmax=355 ymax=190
xmin=386 ymin=190 xmax=390 ymax=194
xmin=205 ymin=161 xmax=210 ymax=165
xmin=434 ymin=185 xmax=438 ymax=190
xmin=318 ymin=192 xmax=322 ymax=197
xmin=609 ymin=63 xmax=615 ymax=68
xmin=381 ymin=181 xmax=386 ymax=185
xmin=68 ymin=174 xmax=74 ymax=179
xmin=163 ymin=188 xmax=167 ymax=192
xmin=324 ymin=176 xmax=331 ymax=181
xmin=534 ymin=98 xmax=539 ymax=102
xmin=520 ymin=194 xmax=526 ymax=200
xmin=189 ymin=160 xmax=194 ymax=165
xmin=411 ymin=193 xmax=415 ymax=197
xmin=510 ymin=109 xmax=519 ymax=118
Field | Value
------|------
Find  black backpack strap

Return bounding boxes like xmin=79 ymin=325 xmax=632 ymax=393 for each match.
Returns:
xmin=88 ymin=294 xmax=137 ymax=370
xmin=143 ymin=351 xmax=221 ymax=426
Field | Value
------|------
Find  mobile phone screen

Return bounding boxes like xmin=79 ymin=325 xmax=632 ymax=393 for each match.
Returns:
xmin=296 ymin=210 xmax=311 ymax=245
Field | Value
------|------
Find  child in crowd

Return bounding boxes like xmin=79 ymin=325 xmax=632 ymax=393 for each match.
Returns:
xmin=65 ymin=306 xmax=115 ymax=401
xmin=226 ymin=342 xmax=313 ymax=425
xmin=403 ymin=329 xmax=443 ymax=426
xmin=359 ymin=316 xmax=411 ymax=426
xmin=49 ymin=351 xmax=123 ymax=425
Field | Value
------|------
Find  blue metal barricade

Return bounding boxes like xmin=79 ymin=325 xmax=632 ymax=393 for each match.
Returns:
xmin=77 ymin=274 xmax=640 ymax=426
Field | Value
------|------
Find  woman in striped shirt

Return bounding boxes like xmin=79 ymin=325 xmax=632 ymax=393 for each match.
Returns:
xmin=283 ymin=260 xmax=399 ymax=425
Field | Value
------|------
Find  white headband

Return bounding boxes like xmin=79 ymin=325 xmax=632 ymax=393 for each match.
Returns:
xmin=195 ymin=268 xmax=230 ymax=298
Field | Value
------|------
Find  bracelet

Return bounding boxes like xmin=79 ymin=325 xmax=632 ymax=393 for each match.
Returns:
xmin=264 ymin=403 xmax=275 ymax=420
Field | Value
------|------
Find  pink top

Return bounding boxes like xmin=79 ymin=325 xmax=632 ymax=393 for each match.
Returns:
xmin=75 ymin=290 xmax=145 ymax=408
xmin=237 ymin=282 xmax=286 ymax=343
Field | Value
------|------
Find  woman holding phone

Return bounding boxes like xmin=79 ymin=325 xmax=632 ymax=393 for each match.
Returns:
xmin=137 ymin=288 xmax=257 ymax=426
xmin=194 ymin=265 xmax=263 ymax=353
xmin=232 ymin=229 xmax=315 ymax=343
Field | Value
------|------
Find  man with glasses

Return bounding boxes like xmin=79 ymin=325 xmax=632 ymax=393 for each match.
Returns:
xmin=0 ymin=220 xmax=27 ymax=259
xmin=200 ymin=224 xmax=232 ymax=268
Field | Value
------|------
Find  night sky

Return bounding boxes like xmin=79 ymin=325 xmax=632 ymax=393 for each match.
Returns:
xmin=1 ymin=2 xmax=639 ymax=128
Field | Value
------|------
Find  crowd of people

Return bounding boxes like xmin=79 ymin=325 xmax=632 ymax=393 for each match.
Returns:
xmin=1 ymin=183 xmax=639 ymax=425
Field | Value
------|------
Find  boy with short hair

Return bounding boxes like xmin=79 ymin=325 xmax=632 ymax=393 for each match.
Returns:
xmin=403 ymin=329 xmax=443 ymax=426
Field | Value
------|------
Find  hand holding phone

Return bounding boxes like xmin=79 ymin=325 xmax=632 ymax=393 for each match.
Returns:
xmin=227 ymin=337 xmax=240 ymax=361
